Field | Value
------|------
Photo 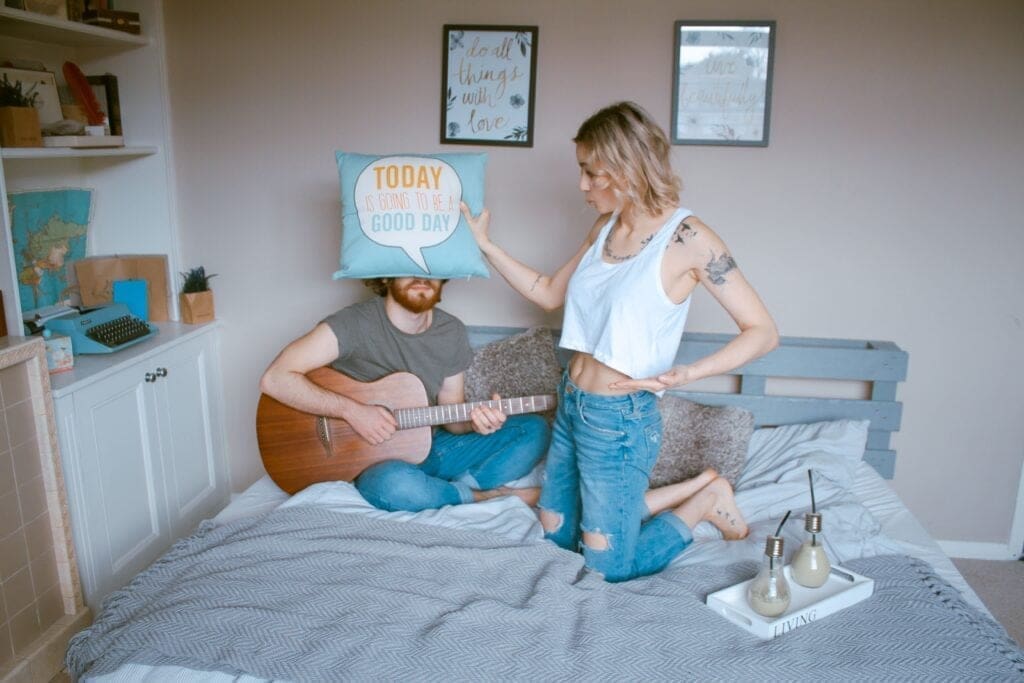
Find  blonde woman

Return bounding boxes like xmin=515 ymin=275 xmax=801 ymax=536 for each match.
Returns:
xmin=462 ymin=101 xmax=778 ymax=581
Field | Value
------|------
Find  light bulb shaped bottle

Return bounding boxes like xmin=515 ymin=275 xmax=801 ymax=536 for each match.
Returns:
xmin=747 ymin=535 xmax=790 ymax=617
xmin=791 ymin=512 xmax=831 ymax=588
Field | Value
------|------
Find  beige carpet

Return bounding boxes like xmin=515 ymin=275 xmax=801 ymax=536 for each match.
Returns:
xmin=953 ymin=558 xmax=1024 ymax=646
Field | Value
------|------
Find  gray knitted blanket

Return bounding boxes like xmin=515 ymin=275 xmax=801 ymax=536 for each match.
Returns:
xmin=67 ymin=506 xmax=1024 ymax=681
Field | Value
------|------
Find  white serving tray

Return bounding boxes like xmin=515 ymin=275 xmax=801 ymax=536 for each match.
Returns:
xmin=706 ymin=565 xmax=874 ymax=640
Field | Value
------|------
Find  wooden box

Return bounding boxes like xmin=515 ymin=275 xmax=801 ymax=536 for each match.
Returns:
xmin=180 ymin=290 xmax=215 ymax=324
xmin=82 ymin=8 xmax=141 ymax=34
xmin=0 ymin=106 xmax=42 ymax=148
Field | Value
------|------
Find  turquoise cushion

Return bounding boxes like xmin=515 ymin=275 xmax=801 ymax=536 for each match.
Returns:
xmin=334 ymin=151 xmax=490 ymax=279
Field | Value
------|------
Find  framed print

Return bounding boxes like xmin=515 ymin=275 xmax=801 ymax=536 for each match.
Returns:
xmin=441 ymin=24 xmax=537 ymax=147
xmin=87 ymin=73 xmax=122 ymax=135
xmin=671 ymin=21 xmax=776 ymax=146
xmin=0 ymin=67 xmax=62 ymax=126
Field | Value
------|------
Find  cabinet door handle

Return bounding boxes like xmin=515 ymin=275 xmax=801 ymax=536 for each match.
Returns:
xmin=145 ymin=373 xmax=157 ymax=383
xmin=156 ymin=367 xmax=168 ymax=377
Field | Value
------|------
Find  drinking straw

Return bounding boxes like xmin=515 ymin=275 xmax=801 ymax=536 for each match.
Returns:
xmin=775 ymin=510 xmax=791 ymax=538
xmin=769 ymin=510 xmax=792 ymax=570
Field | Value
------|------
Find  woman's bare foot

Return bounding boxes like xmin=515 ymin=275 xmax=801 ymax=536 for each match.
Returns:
xmin=644 ymin=467 xmax=718 ymax=516
xmin=673 ymin=477 xmax=749 ymax=540
xmin=474 ymin=486 xmax=541 ymax=506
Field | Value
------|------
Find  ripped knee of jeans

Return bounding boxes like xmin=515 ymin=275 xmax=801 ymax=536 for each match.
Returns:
xmin=582 ymin=528 xmax=611 ymax=552
xmin=539 ymin=507 xmax=563 ymax=534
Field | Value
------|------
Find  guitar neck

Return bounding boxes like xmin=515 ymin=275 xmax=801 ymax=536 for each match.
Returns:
xmin=394 ymin=395 xmax=555 ymax=430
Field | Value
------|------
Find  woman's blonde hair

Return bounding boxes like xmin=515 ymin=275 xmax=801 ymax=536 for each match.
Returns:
xmin=573 ymin=101 xmax=680 ymax=216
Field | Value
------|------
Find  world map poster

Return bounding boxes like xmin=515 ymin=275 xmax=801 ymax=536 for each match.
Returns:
xmin=9 ymin=188 xmax=92 ymax=314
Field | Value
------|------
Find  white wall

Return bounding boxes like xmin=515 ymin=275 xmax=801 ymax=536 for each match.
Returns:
xmin=163 ymin=0 xmax=1024 ymax=548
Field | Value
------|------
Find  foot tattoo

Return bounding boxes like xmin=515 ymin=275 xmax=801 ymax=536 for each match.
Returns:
xmin=716 ymin=507 xmax=738 ymax=527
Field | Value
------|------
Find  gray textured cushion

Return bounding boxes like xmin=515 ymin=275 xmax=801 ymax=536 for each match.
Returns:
xmin=648 ymin=396 xmax=754 ymax=487
xmin=464 ymin=327 xmax=562 ymax=417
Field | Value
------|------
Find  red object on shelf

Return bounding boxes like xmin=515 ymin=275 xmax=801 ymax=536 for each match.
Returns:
xmin=62 ymin=61 xmax=105 ymax=126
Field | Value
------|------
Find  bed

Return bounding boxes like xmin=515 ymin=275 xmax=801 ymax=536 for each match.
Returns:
xmin=65 ymin=327 xmax=1024 ymax=681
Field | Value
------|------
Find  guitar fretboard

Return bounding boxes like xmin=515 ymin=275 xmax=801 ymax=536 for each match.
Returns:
xmin=394 ymin=395 xmax=555 ymax=430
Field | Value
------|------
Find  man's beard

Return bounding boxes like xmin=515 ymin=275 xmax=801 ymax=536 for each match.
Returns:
xmin=389 ymin=279 xmax=443 ymax=313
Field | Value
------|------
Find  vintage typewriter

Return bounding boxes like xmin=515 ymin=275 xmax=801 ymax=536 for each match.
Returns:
xmin=44 ymin=303 xmax=158 ymax=354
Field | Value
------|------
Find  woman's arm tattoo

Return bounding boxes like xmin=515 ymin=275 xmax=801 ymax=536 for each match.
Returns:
xmin=705 ymin=252 xmax=737 ymax=285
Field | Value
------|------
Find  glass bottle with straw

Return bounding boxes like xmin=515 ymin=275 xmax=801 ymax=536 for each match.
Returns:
xmin=791 ymin=469 xmax=832 ymax=588
xmin=747 ymin=510 xmax=792 ymax=617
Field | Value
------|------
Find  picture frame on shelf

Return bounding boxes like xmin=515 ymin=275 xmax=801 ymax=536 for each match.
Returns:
xmin=441 ymin=24 xmax=538 ymax=147
xmin=66 ymin=0 xmax=84 ymax=22
xmin=671 ymin=20 xmax=776 ymax=146
xmin=21 ymin=0 xmax=67 ymax=19
xmin=87 ymin=73 xmax=121 ymax=135
xmin=0 ymin=67 xmax=62 ymax=126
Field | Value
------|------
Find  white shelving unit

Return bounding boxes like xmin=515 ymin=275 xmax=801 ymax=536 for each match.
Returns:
xmin=0 ymin=3 xmax=231 ymax=613
xmin=0 ymin=0 xmax=180 ymax=334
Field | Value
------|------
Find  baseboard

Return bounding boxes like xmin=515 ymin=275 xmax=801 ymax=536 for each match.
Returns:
xmin=938 ymin=540 xmax=1020 ymax=560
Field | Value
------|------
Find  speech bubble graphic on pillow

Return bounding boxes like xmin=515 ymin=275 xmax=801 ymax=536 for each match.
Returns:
xmin=334 ymin=151 xmax=489 ymax=280
xmin=353 ymin=156 xmax=462 ymax=274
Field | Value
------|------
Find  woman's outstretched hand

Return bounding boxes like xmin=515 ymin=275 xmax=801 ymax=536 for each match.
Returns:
xmin=608 ymin=365 xmax=696 ymax=393
xmin=460 ymin=201 xmax=491 ymax=249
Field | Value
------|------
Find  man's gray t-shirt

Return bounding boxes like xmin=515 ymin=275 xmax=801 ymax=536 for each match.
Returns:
xmin=322 ymin=297 xmax=472 ymax=404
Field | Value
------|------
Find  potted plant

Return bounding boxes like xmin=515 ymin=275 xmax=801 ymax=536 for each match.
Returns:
xmin=179 ymin=265 xmax=216 ymax=324
xmin=0 ymin=74 xmax=43 ymax=147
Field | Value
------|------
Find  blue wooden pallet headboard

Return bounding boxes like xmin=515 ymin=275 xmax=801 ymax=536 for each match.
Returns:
xmin=466 ymin=326 xmax=909 ymax=479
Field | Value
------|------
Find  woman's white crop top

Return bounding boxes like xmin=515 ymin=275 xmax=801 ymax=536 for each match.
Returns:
xmin=559 ymin=207 xmax=693 ymax=380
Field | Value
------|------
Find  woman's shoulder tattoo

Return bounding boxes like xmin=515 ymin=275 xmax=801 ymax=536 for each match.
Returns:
xmin=669 ymin=220 xmax=698 ymax=248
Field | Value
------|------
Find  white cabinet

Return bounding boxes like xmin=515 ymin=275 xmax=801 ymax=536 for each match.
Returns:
xmin=51 ymin=323 xmax=228 ymax=611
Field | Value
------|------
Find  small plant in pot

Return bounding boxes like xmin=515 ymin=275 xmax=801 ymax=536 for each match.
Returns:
xmin=179 ymin=266 xmax=217 ymax=324
xmin=0 ymin=74 xmax=43 ymax=147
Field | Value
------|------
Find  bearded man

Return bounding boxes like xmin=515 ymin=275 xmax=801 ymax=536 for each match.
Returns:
xmin=259 ymin=277 xmax=549 ymax=511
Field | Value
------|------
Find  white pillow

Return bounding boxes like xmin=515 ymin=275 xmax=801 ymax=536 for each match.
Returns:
xmin=731 ymin=419 xmax=871 ymax=533
xmin=738 ymin=418 xmax=869 ymax=494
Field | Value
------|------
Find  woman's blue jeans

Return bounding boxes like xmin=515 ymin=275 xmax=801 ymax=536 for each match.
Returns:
xmin=355 ymin=414 xmax=550 ymax=512
xmin=538 ymin=374 xmax=692 ymax=582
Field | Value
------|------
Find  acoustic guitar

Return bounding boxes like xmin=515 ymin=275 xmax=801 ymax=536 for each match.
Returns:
xmin=256 ymin=368 xmax=556 ymax=494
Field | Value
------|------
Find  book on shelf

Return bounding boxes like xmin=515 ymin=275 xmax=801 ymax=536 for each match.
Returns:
xmin=42 ymin=134 xmax=124 ymax=148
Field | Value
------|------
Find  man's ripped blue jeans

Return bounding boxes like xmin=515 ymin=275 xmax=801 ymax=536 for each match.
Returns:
xmin=355 ymin=414 xmax=550 ymax=512
xmin=538 ymin=374 xmax=693 ymax=582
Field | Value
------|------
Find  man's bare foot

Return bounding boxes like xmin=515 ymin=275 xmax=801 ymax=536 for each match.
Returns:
xmin=644 ymin=467 xmax=718 ymax=516
xmin=473 ymin=486 xmax=541 ymax=506
xmin=673 ymin=477 xmax=749 ymax=540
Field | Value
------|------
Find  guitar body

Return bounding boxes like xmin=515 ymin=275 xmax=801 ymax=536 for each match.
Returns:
xmin=256 ymin=369 xmax=432 ymax=494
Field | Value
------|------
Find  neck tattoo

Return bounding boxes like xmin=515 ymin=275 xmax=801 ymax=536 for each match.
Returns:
xmin=603 ymin=232 xmax=654 ymax=262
